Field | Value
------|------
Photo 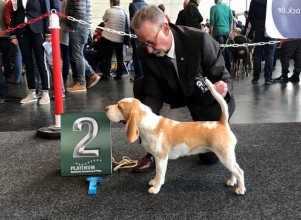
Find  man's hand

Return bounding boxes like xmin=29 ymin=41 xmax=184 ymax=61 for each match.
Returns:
xmin=214 ymin=81 xmax=228 ymax=97
xmin=10 ymin=38 xmax=18 ymax=45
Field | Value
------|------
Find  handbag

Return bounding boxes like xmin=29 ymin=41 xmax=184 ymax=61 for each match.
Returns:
xmin=123 ymin=11 xmax=130 ymax=45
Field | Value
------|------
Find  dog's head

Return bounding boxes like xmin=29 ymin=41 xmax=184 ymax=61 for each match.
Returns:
xmin=105 ymin=98 xmax=147 ymax=143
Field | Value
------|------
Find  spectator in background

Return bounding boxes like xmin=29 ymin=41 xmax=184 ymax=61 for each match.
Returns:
xmin=158 ymin=4 xmax=170 ymax=23
xmin=175 ymin=0 xmax=189 ymax=26
xmin=66 ymin=0 xmax=100 ymax=92
xmin=3 ymin=0 xmax=22 ymax=85
xmin=92 ymin=23 xmax=104 ymax=44
xmin=100 ymin=0 xmax=129 ymax=80
xmin=209 ymin=0 xmax=233 ymax=73
xmin=129 ymin=0 xmax=148 ymax=81
xmin=0 ymin=0 xmax=12 ymax=83
xmin=59 ymin=0 xmax=69 ymax=86
xmin=274 ymin=39 xmax=301 ymax=83
xmin=231 ymin=10 xmax=237 ymax=30
xmin=205 ymin=18 xmax=210 ymax=27
xmin=0 ymin=76 xmax=9 ymax=103
xmin=185 ymin=0 xmax=203 ymax=29
xmin=0 ymin=0 xmax=20 ymax=103
xmin=201 ymin=23 xmax=209 ymax=33
xmin=242 ymin=10 xmax=251 ymax=36
xmin=85 ymin=22 xmax=105 ymax=73
xmin=248 ymin=0 xmax=276 ymax=85
xmin=10 ymin=0 xmax=51 ymax=105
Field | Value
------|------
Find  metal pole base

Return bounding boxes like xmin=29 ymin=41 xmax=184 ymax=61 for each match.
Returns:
xmin=36 ymin=125 xmax=61 ymax=139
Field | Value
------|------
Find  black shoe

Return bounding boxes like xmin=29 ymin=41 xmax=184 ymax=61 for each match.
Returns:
xmin=100 ymin=75 xmax=109 ymax=80
xmin=288 ymin=75 xmax=300 ymax=83
xmin=274 ymin=75 xmax=288 ymax=83
xmin=251 ymin=79 xmax=258 ymax=84
xmin=113 ymin=75 xmax=122 ymax=80
xmin=198 ymin=152 xmax=219 ymax=165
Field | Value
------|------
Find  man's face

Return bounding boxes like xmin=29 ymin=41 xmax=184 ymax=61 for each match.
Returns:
xmin=134 ymin=21 xmax=171 ymax=57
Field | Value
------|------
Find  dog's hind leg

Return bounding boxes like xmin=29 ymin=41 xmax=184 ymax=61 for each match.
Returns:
xmin=218 ymin=151 xmax=246 ymax=195
xmin=148 ymin=157 xmax=168 ymax=194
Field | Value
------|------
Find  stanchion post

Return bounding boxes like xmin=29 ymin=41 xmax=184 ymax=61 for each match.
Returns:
xmin=36 ymin=11 xmax=63 ymax=139
xmin=51 ymin=11 xmax=64 ymax=126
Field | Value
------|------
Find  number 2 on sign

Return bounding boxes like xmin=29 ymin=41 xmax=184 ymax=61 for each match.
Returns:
xmin=72 ymin=117 xmax=99 ymax=158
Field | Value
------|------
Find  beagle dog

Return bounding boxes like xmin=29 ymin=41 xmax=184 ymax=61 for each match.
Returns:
xmin=105 ymin=79 xmax=246 ymax=195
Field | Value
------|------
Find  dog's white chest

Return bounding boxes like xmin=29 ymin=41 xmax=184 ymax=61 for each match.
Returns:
xmin=168 ymin=144 xmax=189 ymax=159
xmin=168 ymin=144 xmax=209 ymax=159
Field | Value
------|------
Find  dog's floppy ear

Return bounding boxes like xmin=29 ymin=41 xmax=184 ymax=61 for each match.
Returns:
xmin=125 ymin=110 xmax=140 ymax=143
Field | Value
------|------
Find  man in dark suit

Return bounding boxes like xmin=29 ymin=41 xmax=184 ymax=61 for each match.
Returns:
xmin=10 ymin=0 xmax=51 ymax=105
xmin=131 ymin=5 xmax=235 ymax=172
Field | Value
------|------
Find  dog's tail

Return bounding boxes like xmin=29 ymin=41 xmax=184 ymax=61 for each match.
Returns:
xmin=205 ymin=78 xmax=229 ymax=124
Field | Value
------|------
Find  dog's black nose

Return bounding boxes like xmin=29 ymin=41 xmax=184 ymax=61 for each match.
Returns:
xmin=105 ymin=106 xmax=109 ymax=112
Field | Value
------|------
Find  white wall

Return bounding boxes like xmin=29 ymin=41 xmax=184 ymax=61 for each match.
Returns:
xmin=91 ymin=0 xmax=251 ymax=29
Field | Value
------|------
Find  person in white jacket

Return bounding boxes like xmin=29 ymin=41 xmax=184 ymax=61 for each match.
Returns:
xmin=100 ymin=0 xmax=129 ymax=80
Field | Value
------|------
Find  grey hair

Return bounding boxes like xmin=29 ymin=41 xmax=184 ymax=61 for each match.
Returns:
xmin=131 ymin=5 xmax=166 ymax=30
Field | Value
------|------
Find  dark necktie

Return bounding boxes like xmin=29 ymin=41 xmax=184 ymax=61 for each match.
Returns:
xmin=163 ymin=55 xmax=178 ymax=79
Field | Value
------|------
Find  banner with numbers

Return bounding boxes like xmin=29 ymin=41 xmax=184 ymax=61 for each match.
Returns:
xmin=266 ymin=0 xmax=301 ymax=38
xmin=61 ymin=112 xmax=112 ymax=176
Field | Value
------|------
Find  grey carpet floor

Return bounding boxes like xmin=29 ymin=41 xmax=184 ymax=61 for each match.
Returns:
xmin=0 ymin=123 xmax=301 ymax=220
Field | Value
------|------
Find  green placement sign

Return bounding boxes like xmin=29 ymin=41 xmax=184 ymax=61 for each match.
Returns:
xmin=61 ymin=112 xmax=112 ymax=176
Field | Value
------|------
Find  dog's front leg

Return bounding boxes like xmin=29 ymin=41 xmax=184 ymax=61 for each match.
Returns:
xmin=148 ymin=157 xmax=168 ymax=194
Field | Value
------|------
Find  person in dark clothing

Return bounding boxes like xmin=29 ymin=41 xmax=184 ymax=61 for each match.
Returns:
xmin=274 ymin=39 xmax=301 ymax=83
xmin=131 ymin=5 xmax=235 ymax=173
xmin=129 ymin=0 xmax=148 ymax=81
xmin=10 ymin=0 xmax=51 ymax=105
xmin=248 ymin=0 xmax=276 ymax=85
xmin=184 ymin=0 xmax=203 ymax=29
xmin=175 ymin=0 xmax=189 ymax=26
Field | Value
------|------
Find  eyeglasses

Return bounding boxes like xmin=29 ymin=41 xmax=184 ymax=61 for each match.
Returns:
xmin=138 ymin=26 xmax=161 ymax=48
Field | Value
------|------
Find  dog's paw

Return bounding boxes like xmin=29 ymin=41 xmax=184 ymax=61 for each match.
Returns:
xmin=148 ymin=186 xmax=160 ymax=194
xmin=226 ymin=178 xmax=237 ymax=187
xmin=149 ymin=179 xmax=156 ymax=186
xmin=235 ymin=187 xmax=246 ymax=195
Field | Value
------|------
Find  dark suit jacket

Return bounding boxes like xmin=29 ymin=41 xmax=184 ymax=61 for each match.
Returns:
xmin=10 ymin=0 xmax=50 ymax=37
xmin=135 ymin=24 xmax=233 ymax=115
xmin=248 ymin=0 xmax=267 ymax=31
xmin=175 ymin=9 xmax=186 ymax=26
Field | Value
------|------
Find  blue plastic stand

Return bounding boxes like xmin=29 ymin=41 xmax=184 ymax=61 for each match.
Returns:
xmin=86 ymin=177 xmax=103 ymax=195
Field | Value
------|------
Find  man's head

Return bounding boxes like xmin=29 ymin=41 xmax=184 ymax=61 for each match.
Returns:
xmin=110 ymin=0 xmax=120 ymax=7
xmin=214 ymin=0 xmax=222 ymax=4
xmin=131 ymin=5 xmax=172 ymax=57
xmin=183 ymin=0 xmax=189 ymax=8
